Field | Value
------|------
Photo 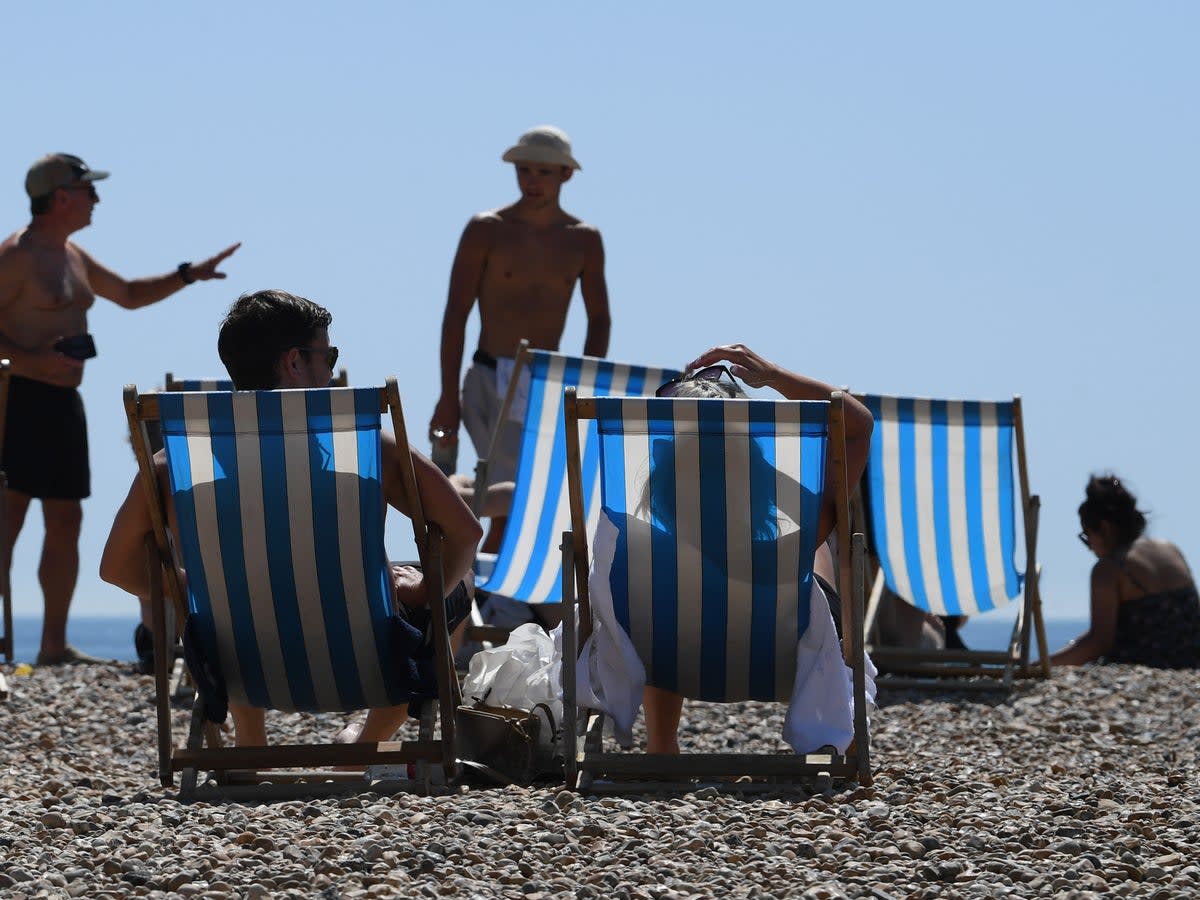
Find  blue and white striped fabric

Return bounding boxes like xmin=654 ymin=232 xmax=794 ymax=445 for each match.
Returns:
xmin=480 ymin=351 xmax=681 ymax=606
xmin=593 ymin=397 xmax=829 ymax=702
xmin=158 ymin=387 xmax=409 ymax=713
xmin=862 ymin=395 xmax=1022 ymax=617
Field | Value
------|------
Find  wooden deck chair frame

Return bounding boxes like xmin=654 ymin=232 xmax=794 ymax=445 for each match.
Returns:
xmin=854 ymin=393 xmax=1050 ymax=691
xmin=0 ymin=360 xmax=11 ymax=700
xmin=125 ymin=378 xmax=460 ymax=800
xmin=560 ymin=388 xmax=872 ymax=791
xmin=466 ymin=341 xmax=683 ymax=646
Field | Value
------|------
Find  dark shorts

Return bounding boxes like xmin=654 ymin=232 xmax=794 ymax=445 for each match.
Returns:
xmin=1 ymin=375 xmax=90 ymax=499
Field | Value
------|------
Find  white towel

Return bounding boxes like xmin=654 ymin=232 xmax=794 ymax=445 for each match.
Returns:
xmin=574 ymin=512 xmax=875 ymax=753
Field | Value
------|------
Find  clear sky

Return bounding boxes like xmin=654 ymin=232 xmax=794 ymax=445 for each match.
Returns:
xmin=3 ymin=3 xmax=1197 ymax=629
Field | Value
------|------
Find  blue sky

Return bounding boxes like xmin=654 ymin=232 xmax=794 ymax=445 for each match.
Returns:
xmin=3 ymin=3 xmax=1197 ymax=630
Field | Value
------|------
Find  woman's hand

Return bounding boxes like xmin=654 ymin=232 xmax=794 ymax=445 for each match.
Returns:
xmin=686 ymin=343 xmax=780 ymax=389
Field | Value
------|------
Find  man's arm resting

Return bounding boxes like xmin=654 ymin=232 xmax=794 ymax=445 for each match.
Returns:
xmin=99 ymin=475 xmax=157 ymax=597
xmin=384 ymin=437 xmax=484 ymax=594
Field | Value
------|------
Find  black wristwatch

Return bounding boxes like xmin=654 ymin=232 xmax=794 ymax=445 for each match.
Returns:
xmin=177 ymin=262 xmax=195 ymax=285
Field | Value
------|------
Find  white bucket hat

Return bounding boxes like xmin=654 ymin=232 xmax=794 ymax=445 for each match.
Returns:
xmin=501 ymin=125 xmax=582 ymax=171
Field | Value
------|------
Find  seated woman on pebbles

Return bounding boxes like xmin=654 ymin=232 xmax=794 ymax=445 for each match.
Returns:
xmin=1050 ymin=475 xmax=1200 ymax=668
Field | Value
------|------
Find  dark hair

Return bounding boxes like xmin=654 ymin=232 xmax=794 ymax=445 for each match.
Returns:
xmin=1079 ymin=474 xmax=1147 ymax=547
xmin=217 ymin=289 xmax=332 ymax=390
xmin=30 ymin=193 xmax=54 ymax=216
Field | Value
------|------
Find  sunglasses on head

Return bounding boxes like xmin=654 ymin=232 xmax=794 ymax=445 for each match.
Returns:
xmin=655 ymin=364 xmax=736 ymax=398
xmin=296 ymin=345 xmax=339 ymax=370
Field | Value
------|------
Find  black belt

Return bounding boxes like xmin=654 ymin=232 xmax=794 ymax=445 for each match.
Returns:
xmin=472 ymin=349 xmax=497 ymax=369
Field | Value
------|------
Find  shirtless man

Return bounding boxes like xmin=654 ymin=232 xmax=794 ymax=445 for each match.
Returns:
xmin=430 ymin=126 xmax=611 ymax=551
xmin=0 ymin=153 xmax=239 ymax=665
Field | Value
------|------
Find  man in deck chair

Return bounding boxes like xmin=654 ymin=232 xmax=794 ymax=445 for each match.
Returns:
xmin=101 ymin=289 xmax=483 ymax=746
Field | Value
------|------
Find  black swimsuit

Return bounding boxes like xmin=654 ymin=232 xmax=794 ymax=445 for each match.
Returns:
xmin=1106 ymin=564 xmax=1200 ymax=669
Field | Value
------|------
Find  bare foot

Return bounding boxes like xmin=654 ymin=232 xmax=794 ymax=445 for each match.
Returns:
xmin=333 ymin=720 xmax=366 ymax=769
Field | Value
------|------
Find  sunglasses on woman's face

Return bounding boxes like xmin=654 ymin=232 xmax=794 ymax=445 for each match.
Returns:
xmin=655 ymin=364 xmax=736 ymax=398
xmin=1078 ymin=530 xmax=1091 ymax=547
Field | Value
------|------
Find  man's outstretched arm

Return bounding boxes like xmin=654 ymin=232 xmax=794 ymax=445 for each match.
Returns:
xmin=580 ymin=228 xmax=611 ymax=358
xmin=83 ymin=242 xmax=240 ymax=309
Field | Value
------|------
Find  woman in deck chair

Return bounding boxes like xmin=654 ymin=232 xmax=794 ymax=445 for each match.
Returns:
xmin=582 ymin=343 xmax=874 ymax=754
xmin=1051 ymin=475 xmax=1200 ymax=668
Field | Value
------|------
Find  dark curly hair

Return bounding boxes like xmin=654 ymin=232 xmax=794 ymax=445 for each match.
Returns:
xmin=1078 ymin=474 xmax=1147 ymax=547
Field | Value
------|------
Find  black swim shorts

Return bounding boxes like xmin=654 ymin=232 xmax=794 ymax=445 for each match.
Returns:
xmin=1 ymin=375 xmax=90 ymax=499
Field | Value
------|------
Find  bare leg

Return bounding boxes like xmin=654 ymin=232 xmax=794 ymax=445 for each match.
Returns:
xmin=4 ymin=490 xmax=31 ymax=584
xmin=38 ymin=499 xmax=82 ymax=658
xmin=643 ymin=685 xmax=683 ymax=754
xmin=228 ymin=702 xmax=267 ymax=746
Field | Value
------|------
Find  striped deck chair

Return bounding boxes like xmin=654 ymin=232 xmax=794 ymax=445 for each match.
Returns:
xmin=0 ymin=360 xmax=11 ymax=699
xmin=125 ymin=379 xmax=460 ymax=798
xmin=470 ymin=343 xmax=681 ymax=630
xmin=857 ymin=393 xmax=1050 ymax=689
xmin=560 ymin=390 xmax=872 ymax=790
xmin=148 ymin=370 xmax=353 ymax=689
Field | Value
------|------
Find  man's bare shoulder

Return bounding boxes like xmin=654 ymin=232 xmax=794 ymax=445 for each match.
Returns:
xmin=0 ymin=230 xmax=34 ymax=281
xmin=467 ymin=208 xmax=509 ymax=230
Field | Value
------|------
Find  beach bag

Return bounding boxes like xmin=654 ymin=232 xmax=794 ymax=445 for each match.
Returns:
xmin=455 ymin=701 xmax=560 ymax=784
xmin=456 ymin=623 xmax=564 ymax=783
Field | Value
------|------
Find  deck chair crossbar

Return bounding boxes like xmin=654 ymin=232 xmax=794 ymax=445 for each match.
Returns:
xmin=856 ymin=393 xmax=1050 ymax=689
xmin=561 ymin=390 xmax=872 ymax=790
xmin=125 ymin=380 xmax=459 ymax=798
xmin=165 ymin=370 xmax=349 ymax=392
xmin=465 ymin=342 xmax=680 ymax=645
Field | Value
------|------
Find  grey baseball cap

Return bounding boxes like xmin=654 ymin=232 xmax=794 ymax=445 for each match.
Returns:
xmin=25 ymin=153 xmax=110 ymax=199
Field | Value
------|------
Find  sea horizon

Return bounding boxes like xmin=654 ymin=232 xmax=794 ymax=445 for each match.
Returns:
xmin=4 ymin=614 xmax=1090 ymax=666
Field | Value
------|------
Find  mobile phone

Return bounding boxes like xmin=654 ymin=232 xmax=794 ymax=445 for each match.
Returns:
xmin=54 ymin=333 xmax=97 ymax=360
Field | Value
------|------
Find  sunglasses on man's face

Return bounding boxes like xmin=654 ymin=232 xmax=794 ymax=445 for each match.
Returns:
xmin=296 ymin=345 xmax=339 ymax=370
xmin=655 ymin=364 xmax=736 ymax=398
xmin=63 ymin=183 xmax=98 ymax=200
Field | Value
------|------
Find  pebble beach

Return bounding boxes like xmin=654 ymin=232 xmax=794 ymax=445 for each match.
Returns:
xmin=1 ymin=662 xmax=1197 ymax=899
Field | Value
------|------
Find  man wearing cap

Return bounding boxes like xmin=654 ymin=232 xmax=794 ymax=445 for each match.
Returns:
xmin=430 ymin=126 xmax=611 ymax=552
xmin=0 ymin=153 xmax=239 ymax=665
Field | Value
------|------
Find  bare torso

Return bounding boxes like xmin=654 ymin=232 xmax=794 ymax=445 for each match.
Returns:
xmin=474 ymin=206 xmax=596 ymax=358
xmin=0 ymin=228 xmax=95 ymax=363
